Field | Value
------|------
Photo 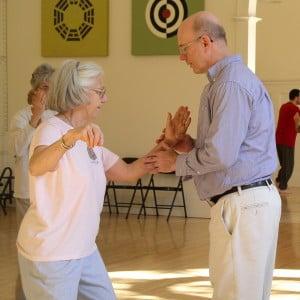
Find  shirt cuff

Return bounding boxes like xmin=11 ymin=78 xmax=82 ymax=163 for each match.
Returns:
xmin=176 ymin=153 xmax=188 ymax=176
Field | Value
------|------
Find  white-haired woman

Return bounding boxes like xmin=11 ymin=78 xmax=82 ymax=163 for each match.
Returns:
xmin=16 ymin=60 xmax=153 ymax=300
xmin=10 ymin=63 xmax=55 ymax=229
xmin=10 ymin=63 xmax=56 ymax=300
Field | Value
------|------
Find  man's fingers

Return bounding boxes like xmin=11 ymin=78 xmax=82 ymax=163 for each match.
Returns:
xmin=156 ymin=133 xmax=165 ymax=144
xmin=166 ymin=112 xmax=172 ymax=127
xmin=160 ymin=141 xmax=171 ymax=150
xmin=144 ymin=160 xmax=160 ymax=174
xmin=185 ymin=117 xmax=192 ymax=130
xmin=145 ymin=154 xmax=157 ymax=161
xmin=181 ymin=108 xmax=190 ymax=123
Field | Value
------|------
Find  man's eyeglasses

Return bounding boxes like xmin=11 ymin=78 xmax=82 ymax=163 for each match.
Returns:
xmin=90 ymin=87 xmax=106 ymax=99
xmin=178 ymin=34 xmax=213 ymax=55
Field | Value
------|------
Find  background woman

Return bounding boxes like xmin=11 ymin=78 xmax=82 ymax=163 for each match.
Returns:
xmin=10 ymin=63 xmax=56 ymax=300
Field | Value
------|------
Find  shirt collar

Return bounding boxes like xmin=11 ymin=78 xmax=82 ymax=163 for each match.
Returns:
xmin=207 ymin=55 xmax=242 ymax=83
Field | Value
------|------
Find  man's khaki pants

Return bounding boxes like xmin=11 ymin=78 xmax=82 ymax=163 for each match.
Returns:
xmin=209 ymin=184 xmax=281 ymax=300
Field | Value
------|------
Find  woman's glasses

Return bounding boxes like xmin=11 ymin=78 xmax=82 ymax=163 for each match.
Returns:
xmin=90 ymin=87 xmax=106 ymax=99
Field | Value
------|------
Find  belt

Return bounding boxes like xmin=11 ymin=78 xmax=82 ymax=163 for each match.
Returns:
xmin=210 ymin=179 xmax=273 ymax=204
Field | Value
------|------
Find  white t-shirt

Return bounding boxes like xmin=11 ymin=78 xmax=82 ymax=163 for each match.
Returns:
xmin=17 ymin=116 xmax=119 ymax=261
xmin=9 ymin=105 xmax=56 ymax=199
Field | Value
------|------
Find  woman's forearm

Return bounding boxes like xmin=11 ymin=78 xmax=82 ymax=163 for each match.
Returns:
xmin=106 ymin=158 xmax=148 ymax=183
xmin=29 ymin=131 xmax=77 ymax=176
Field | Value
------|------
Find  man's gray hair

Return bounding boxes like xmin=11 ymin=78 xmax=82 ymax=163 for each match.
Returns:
xmin=193 ymin=18 xmax=227 ymax=44
xmin=30 ymin=63 xmax=55 ymax=90
xmin=47 ymin=60 xmax=103 ymax=113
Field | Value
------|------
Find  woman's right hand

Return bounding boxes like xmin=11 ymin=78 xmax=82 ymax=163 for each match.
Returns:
xmin=64 ymin=123 xmax=104 ymax=148
xmin=29 ymin=89 xmax=47 ymax=128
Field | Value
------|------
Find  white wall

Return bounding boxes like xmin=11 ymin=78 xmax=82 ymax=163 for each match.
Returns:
xmin=256 ymin=0 xmax=300 ymax=186
xmin=7 ymin=0 xmax=215 ymax=218
xmin=5 ymin=0 xmax=300 ymax=218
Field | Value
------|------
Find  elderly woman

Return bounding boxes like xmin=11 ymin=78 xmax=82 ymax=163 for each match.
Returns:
xmin=10 ymin=63 xmax=55 ymax=229
xmin=16 ymin=59 xmax=192 ymax=300
xmin=16 ymin=60 xmax=156 ymax=300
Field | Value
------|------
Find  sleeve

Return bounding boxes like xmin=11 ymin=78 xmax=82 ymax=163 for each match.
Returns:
xmin=9 ymin=111 xmax=36 ymax=157
xmin=29 ymin=121 xmax=62 ymax=158
xmin=176 ymin=81 xmax=252 ymax=177
xmin=100 ymin=147 xmax=119 ymax=172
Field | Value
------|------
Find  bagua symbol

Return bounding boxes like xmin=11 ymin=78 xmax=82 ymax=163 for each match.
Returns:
xmin=53 ymin=0 xmax=94 ymax=41
xmin=145 ymin=0 xmax=188 ymax=39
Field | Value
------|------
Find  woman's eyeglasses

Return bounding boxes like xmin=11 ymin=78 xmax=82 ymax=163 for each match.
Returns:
xmin=90 ymin=87 xmax=106 ymax=99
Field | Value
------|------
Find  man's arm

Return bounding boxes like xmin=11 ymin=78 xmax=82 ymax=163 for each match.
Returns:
xmin=146 ymin=82 xmax=252 ymax=176
xmin=294 ymin=112 xmax=300 ymax=132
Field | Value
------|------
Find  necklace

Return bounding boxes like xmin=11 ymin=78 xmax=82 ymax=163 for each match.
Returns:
xmin=60 ymin=113 xmax=74 ymax=127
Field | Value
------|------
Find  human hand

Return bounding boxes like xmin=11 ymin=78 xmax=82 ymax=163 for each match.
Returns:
xmin=65 ymin=123 xmax=104 ymax=148
xmin=29 ymin=88 xmax=47 ymax=128
xmin=140 ymin=156 xmax=158 ymax=174
xmin=294 ymin=112 xmax=300 ymax=122
xmin=148 ymin=140 xmax=172 ymax=155
xmin=165 ymin=106 xmax=191 ymax=145
xmin=145 ymin=150 xmax=177 ymax=174
xmin=173 ymin=134 xmax=194 ymax=153
xmin=158 ymin=106 xmax=191 ymax=147
xmin=155 ymin=128 xmax=165 ymax=144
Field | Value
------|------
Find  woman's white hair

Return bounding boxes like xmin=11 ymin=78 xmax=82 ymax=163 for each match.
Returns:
xmin=30 ymin=63 xmax=55 ymax=90
xmin=47 ymin=60 xmax=103 ymax=113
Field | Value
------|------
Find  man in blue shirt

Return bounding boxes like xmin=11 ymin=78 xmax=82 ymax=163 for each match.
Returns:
xmin=147 ymin=11 xmax=281 ymax=300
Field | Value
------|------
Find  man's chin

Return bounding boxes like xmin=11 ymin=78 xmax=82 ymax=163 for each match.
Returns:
xmin=192 ymin=67 xmax=202 ymax=74
xmin=192 ymin=66 xmax=206 ymax=74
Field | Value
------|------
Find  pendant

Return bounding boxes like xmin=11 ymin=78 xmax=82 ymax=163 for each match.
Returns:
xmin=87 ymin=147 xmax=97 ymax=160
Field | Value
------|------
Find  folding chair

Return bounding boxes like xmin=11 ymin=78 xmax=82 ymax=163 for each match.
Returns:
xmin=138 ymin=172 xmax=187 ymax=221
xmin=104 ymin=157 xmax=146 ymax=218
xmin=0 ymin=167 xmax=14 ymax=215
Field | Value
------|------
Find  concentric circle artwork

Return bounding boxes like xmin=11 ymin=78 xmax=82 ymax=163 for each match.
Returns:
xmin=132 ymin=0 xmax=204 ymax=55
xmin=145 ymin=0 xmax=188 ymax=39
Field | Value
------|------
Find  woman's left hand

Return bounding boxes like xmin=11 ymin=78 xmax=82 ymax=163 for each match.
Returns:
xmin=64 ymin=123 xmax=104 ymax=148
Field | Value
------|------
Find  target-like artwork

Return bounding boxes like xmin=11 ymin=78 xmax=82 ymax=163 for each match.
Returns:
xmin=132 ymin=0 xmax=204 ymax=55
xmin=42 ymin=0 xmax=109 ymax=57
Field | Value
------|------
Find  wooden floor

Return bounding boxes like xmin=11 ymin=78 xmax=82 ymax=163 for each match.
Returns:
xmin=1 ymin=190 xmax=300 ymax=300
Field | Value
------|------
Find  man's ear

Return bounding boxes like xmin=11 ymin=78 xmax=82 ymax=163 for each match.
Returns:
xmin=202 ymin=34 xmax=213 ymax=47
